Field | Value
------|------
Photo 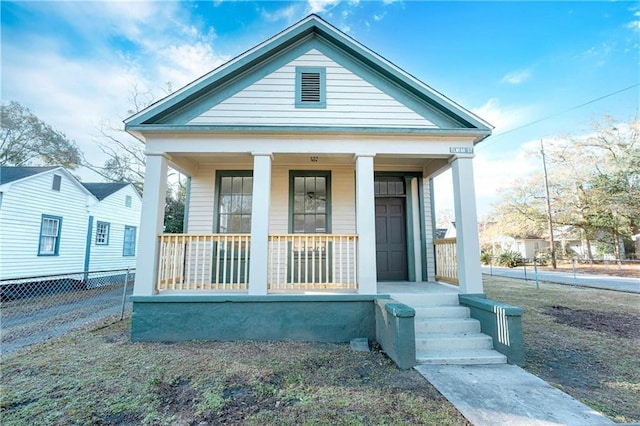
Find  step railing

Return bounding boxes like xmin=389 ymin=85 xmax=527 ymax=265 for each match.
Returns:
xmin=434 ymin=238 xmax=458 ymax=285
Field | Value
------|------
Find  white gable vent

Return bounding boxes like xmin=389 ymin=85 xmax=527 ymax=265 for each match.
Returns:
xmin=296 ymin=67 xmax=326 ymax=108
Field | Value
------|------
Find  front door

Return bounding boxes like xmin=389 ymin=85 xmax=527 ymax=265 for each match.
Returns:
xmin=375 ymin=197 xmax=407 ymax=281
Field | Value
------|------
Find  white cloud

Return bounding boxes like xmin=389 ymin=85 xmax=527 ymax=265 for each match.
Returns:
xmin=472 ymin=98 xmax=536 ymax=134
xmin=307 ymin=0 xmax=341 ymax=14
xmin=260 ymin=4 xmax=301 ymax=23
xmin=501 ymin=68 xmax=532 ymax=85
xmin=1 ymin=2 xmax=228 ymax=180
xmin=626 ymin=20 xmax=640 ymax=32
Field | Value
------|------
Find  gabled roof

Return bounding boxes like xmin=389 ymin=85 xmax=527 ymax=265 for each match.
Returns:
xmin=81 ymin=182 xmax=130 ymax=200
xmin=125 ymin=14 xmax=492 ymax=141
xmin=0 ymin=166 xmax=58 ymax=184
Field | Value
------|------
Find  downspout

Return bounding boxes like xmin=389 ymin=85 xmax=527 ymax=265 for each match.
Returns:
xmin=84 ymin=216 xmax=94 ymax=281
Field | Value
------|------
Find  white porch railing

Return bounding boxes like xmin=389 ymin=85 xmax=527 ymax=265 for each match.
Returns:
xmin=157 ymin=233 xmax=358 ymax=292
xmin=268 ymin=234 xmax=358 ymax=291
xmin=157 ymin=234 xmax=250 ymax=291
xmin=434 ymin=238 xmax=458 ymax=285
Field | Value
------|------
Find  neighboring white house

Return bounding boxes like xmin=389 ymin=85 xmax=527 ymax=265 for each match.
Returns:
xmin=491 ymin=235 xmax=545 ymax=259
xmin=0 ymin=166 xmax=141 ymax=280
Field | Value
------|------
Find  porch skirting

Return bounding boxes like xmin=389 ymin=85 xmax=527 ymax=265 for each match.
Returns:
xmin=130 ymin=295 xmax=383 ymax=343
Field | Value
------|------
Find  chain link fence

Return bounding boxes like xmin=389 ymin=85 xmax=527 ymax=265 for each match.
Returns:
xmin=1 ymin=268 xmax=134 ymax=355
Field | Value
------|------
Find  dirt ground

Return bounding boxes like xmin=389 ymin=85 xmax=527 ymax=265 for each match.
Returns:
xmin=0 ymin=319 xmax=469 ymax=426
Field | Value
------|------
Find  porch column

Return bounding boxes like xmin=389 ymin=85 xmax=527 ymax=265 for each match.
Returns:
xmin=451 ymin=156 xmax=483 ymax=294
xmin=133 ymin=154 xmax=168 ymax=296
xmin=355 ymin=154 xmax=377 ymax=294
xmin=248 ymin=153 xmax=272 ymax=295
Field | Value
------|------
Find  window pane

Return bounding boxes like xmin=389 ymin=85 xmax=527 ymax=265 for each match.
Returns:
xmin=316 ymin=197 xmax=326 ymax=213
xmin=315 ymin=214 xmax=326 ymax=233
xmin=379 ymin=181 xmax=388 ymax=195
xmin=220 ymin=195 xmax=232 ymax=214
xmin=242 ymin=177 xmax=253 ymax=194
xmin=231 ymin=195 xmax=242 ymax=214
xmin=221 ymin=177 xmax=232 ymax=194
xmin=242 ymin=195 xmax=252 ymax=214
xmin=294 ymin=177 xmax=305 ymax=195
xmin=241 ymin=215 xmax=252 ymax=233
xmin=294 ymin=194 xmax=305 ymax=214
xmin=232 ymin=177 xmax=243 ymax=194
xmin=305 ymin=177 xmax=315 ymax=194
xmin=304 ymin=215 xmax=316 ymax=233
xmin=293 ymin=215 xmax=305 ymax=233
xmin=315 ymin=177 xmax=326 ymax=195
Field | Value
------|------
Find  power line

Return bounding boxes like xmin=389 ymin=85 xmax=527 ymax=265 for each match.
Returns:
xmin=477 ymin=82 xmax=639 ymax=150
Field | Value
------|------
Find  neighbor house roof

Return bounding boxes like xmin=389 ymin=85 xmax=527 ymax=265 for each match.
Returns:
xmin=0 ymin=166 xmax=58 ymax=184
xmin=81 ymin=182 xmax=130 ymax=200
xmin=125 ymin=14 xmax=492 ymax=141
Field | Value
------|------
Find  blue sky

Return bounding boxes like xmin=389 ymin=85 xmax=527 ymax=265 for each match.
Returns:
xmin=2 ymin=1 xmax=639 ymax=216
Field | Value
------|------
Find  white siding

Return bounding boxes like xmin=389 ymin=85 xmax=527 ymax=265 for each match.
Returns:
xmin=0 ymin=171 xmax=91 ymax=280
xmin=422 ymin=177 xmax=436 ymax=281
xmin=187 ymin=163 xmax=356 ymax=235
xmin=188 ymin=49 xmax=437 ymax=129
xmin=87 ymin=185 xmax=142 ymax=271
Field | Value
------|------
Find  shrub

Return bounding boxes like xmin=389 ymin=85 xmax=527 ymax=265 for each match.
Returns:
xmin=480 ymin=251 xmax=493 ymax=265
xmin=498 ymin=250 xmax=524 ymax=268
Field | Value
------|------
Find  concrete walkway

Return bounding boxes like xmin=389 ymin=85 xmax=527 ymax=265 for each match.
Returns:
xmin=482 ymin=265 xmax=640 ymax=293
xmin=416 ymin=364 xmax=613 ymax=426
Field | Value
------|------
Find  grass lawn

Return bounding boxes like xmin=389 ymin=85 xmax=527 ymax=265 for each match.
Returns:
xmin=0 ymin=319 xmax=468 ymax=425
xmin=483 ymin=275 xmax=640 ymax=423
xmin=2 ymin=277 xmax=638 ymax=424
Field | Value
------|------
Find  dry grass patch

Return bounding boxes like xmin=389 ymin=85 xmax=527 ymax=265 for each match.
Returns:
xmin=0 ymin=319 xmax=468 ymax=425
xmin=483 ymin=275 xmax=640 ymax=423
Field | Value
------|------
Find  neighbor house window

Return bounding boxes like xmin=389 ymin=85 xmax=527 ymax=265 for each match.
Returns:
xmin=38 ymin=215 xmax=62 ymax=255
xmin=96 ymin=221 xmax=110 ymax=245
xmin=52 ymin=174 xmax=62 ymax=191
xmin=125 ymin=195 xmax=132 ymax=207
xmin=123 ymin=226 xmax=136 ymax=256
xmin=295 ymin=67 xmax=326 ymax=108
xmin=216 ymin=171 xmax=253 ymax=233
xmin=290 ymin=171 xmax=331 ymax=233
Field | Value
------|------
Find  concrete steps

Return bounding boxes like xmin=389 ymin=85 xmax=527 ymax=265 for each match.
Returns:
xmin=390 ymin=292 xmax=508 ymax=365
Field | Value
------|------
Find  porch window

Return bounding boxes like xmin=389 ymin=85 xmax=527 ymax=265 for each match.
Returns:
xmin=123 ymin=225 xmax=136 ymax=256
xmin=290 ymin=171 xmax=331 ymax=233
xmin=216 ymin=171 xmax=253 ymax=233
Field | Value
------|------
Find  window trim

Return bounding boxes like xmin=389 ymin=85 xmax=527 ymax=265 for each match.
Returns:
xmin=96 ymin=221 xmax=110 ymax=245
xmin=288 ymin=171 xmax=332 ymax=234
xmin=38 ymin=214 xmax=62 ymax=256
xmin=123 ymin=225 xmax=136 ymax=256
xmin=213 ymin=170 xmax=253 ymax=234
xmin=295 ymin=67 xmax=326 ymax=108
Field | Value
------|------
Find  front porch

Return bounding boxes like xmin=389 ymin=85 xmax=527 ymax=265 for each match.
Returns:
xmin=155 ymin=232 xmax=460 ymax=294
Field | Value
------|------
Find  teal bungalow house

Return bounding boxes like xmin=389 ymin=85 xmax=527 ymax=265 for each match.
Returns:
xmin=126 ymin=15 xmax=523 ymax=367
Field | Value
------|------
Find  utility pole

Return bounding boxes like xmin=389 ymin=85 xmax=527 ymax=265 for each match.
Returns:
xmin=540 ymin=139 xmax=557 ymax=269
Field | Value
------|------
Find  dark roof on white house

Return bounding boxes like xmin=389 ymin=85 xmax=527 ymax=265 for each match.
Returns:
xmin=0 ymin=166 xmax=58 ymax=184
xmin=81 ymin=182 xmax=130 ymax=200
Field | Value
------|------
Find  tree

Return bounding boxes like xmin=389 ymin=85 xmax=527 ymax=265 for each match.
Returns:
xmin=0 ymin=101 xmax=82 ymax=168
xmin=84 ymin=84 xmax=173 ymax=193
xmin=488 ymin=117 xmax=640 ymax=260
xmin=164 ymin=180 xmax=187 ymax=233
